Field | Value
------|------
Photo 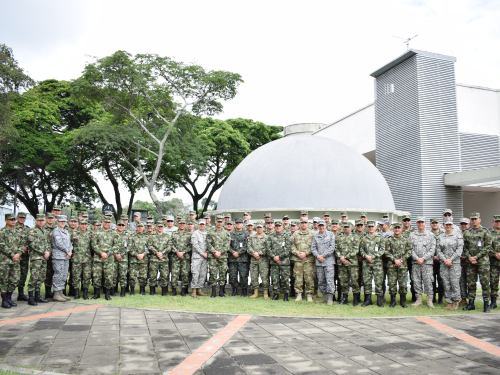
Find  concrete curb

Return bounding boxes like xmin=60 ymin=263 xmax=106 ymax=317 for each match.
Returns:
xmin=0 ymin=364 xmax=67 ymax=375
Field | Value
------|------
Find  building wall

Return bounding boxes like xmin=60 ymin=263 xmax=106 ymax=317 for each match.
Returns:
xmin=463 ymin=191 xmax=500 ymax=228
xmin=456 ymin=84 xmax=500 ymax=136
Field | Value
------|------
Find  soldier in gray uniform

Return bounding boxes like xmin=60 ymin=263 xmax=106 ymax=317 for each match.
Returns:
xmin=311 ymin=220 xmax=336 ymax=305
xmin=51 ymin=215 xmax=73 ymax=302
xmin=437 ymin=217 xmax=464 ymax=311
xmin=129 ymin=212 xmax=141 ymax=231
xmin=191 ymin=219 xmax=208 ymax=298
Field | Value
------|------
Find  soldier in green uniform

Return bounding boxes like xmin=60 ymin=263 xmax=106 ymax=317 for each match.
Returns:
xmin=148 ymin=221 xmax=170 ymax=296
xmin=352 ymin=219 xmax=366 ymax=303
xmin=248 ymin=221 xmax=269 ymax=299
xmin=228 ymin=218 xmax=249 ymax=297
xmin=330 ymin=219 xmax=342 ymax=301
xmin=463 ymin=212 xmax=492 ymax=312
xmin=291 ymin=217 xmax=316 ymax=302
xmin=289 ymin=220 xmax=299 ymax=297
xmin=282 ymin=215 xmax=292 ymax=235
xmin=129 ymin=222 xmax=150 ymax=296
xmin=203 ymin=213 xmax=214 ymax=233
xmin=14 ymin=212 xmax=30 ymax=301
xmin=91 ymin=218 xmax=116 ymax=300
xmin=0 ymin=213 xmax=23 ymax=308
xmin=43 ymin=213 xmax=56 ymax=299
xmin=113 ymin=220 xmax=130 ymax=297
xmin=71 ymin=219 xmax=93 ymax=300
xmin=401 ymin=214 xmax=416 ymax=302
xmin=385 ymin=222 xmax=412 ymax=308
xmin=264 ymin=218 xmax=275 ymax=235
xmin=266 ymin=220 xmax=291 ymax=301
xmin=170 ymin=218 xmax=192 ymax=296
xmin=207 ymin=216 xmax=231 ymax=298
xmin=430 ymin=218 xmax=445 ymax=304
xmin=335 ymin=221 xmax=361 ymax=306
xmin=359 ymin=221 xmax=386 ymax=307
xmin=323 ymin=212 xmax=332 ymax=232
xmin=459 ymin=218 xmax=471 ymax=306
xmin=489 ymin=215 xmax=500 ymax=309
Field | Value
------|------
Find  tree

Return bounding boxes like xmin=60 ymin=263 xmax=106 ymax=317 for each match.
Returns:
xmin=125 ymin=198 xmax=189 ymax=223
xmin=72 ymin=50 xmax=243 ymax=208
xmin=160 ymin=118 xmax=282 ymax=214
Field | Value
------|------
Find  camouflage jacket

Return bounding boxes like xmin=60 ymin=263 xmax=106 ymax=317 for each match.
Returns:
xmin=463 ymin=225 xmax=492 ymax=265
xmin=112 ymin=231 xmax=130 ymax=264
xmin=0 ymin=227 xmax=23 ymax=265
xmin=43 ymin=224 xmax=56 ymax=249
xmin=148 ymin=233 xmax=171 ymax=263
xmin=490 ymin=230 xmax=500 ymax=266
xmin=91 ymin=229 xmax=115 ymax=263
xmin=27 ymin=225 xmax=51 ymax=261
xmin=385 ymin=235 xmax=412 ymax=266
xmin=291 ymin=229 xmax=315 ymax=262
xmin=14 ymin=224 xmax=30 ymax=250
xmin=266 ymin=231 xmax=292 ymax=266
xmin=401 ymin=228 xmax=415 ymax=239
xmin=171 ymin=230 xmax=193 ymax=259
xmin=229 ymin=229 xmax=249 ymax=263
xmin=436 ymin=232 xmax=463 ymax=262
xmin=359 ymin=234 xmax=386 ymax=265
xmin=248 ymin=232 xmax=268 ymax=261
xmin=335 ymin=234 xmax=359 ymax=266
xmin=409 ymin=231 xmax=436 ymax=264
xmin=207 ymin=228 xmax=231 ymax=259
xmin=128 ymin=232 xmax=151 ymax=264
xmin=71 ymin=229 xmax=93 ymax=263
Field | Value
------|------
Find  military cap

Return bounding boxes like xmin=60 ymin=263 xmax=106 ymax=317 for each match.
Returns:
xmin=146 ymin=220 xmax=154 ymax=225
xmin=291 ymin=221 xmax=299 ymax=226
xmin=17 ymin=212 xmax=27 ymax=218
xmin=120 ymin=214 xmax=128 ymax=220
xmin=103 ymin=217 xmax=112 ymax=223
xmin=147 ymin=215 xmax=154 ymax=220
xmin=156 ymin=221 xmax=164 ymax=227
xmin=312 ymin=217 xmax=321 ymax=222
xmin=330 ymin=219 xmax=339 ymax=224
xmin=246 ymin=220 xmax=254 ymax=226
xmin=189 ymin=211 xmax=196 ymax=215
xmin=443 ymin=217 xmax=453 ymax=225
xmin=264 ymin=213 xmax=272 ymax=218
xmin=203 ymin=213 xmax=211 ymax=218
xmin=36 ymin=214 xmax=46 ymax=220
xmin=255 ymin=221 xmax=264 ymax=228
xmin=366 ymin=220 xmax=376 ymax=226
xmin=360 ymin=212 xmax=368 ymax=218
xmin=416 ymin=215 xmax=426 ymax=222
xmin=392 ymin=222 xmax=402 ymax=228
xmin=80 ymin=211 xmax=89 ymax=217
xmin=355 ymin=220 xmax=364 ymax=225
xmin=176 ymin=215 xmax=183 ymax=220
xmin=216 ymin=215 xmax=224 ymax=222
xmin=323 ymin=212 xmax=331 ymax=217
xmin=226 ymin=221 xmax=234 ymax=225
xmin=134 ymin=212 xmax=142 ymax=217
xmin=57 ymin=215 xmax=68 ymax=221
xmin=70 ymin=216 xmax=78 ymax=222
xmin=4 ymin=213 xmax=15 ymax=220
xmin=135 ymin=221 xmax=144 ymax=227
xmin=443 ymin=208 xmax=452 ymax=215
xmin=379 ymin=218 xmax=389 ymax=225
xmin=104 ymin=211 xmax=113 ymax=216
xmin=299 ymin=217 xmax=309 ymax=223
xmin=274 ymin=220 xmax=283 ymax=226
xmin=342 ymin=221 xmax=351 ymax=227
xmin=235 ymin=217 xmax=244 ymax=223
xmin=79 ymin=219 xmax=88 ymax=224
xmin=53 ymin=205 xmax=62 ymax=211
xmin=93 ymin=220 xmax=101 ymax=225
xmin=282 ymin=214 xmax=290 ymax=219
xmin=46 ymin=213 xmax=55 ymax=219
xmin=494 ymin=215 xmax=500 ymax=222
xmin=340 ymin=211 xmax=348 ymax=217
xmin=402 ymin=214 xmax=411 ymax=220
xmin=187 ymin=220 xmax=194 ymax=225
xmin=198 ymin=219 xmax=206 ymax=225
xmin=178 ymin=218 xmax=186 ymax=224
xmin=470 ymin=212 xmax=480 ymax=219
xmin=381 ymin=212 xmax=389 ymax=217
xmin=300 ymin=210 xmax=308 ymax=215
xmin=243 ymin=212 xmax=251 ymax=216
xmin=224 ymin=213 xmax=231 ymax=218
xmin=430 ymin=218 xmax=440 ymax=224
xmin=460 ymin=218 xmax=470 ymax=224
xmin=318 ymin=220 xmax=326 ymax=226
xmin=267 ymin=218 xmax=275 ymax=223
xmin=117 ymin=220 xmax=125 ymax=225
xmin=165 ymin=215 xmax=175 ymax=221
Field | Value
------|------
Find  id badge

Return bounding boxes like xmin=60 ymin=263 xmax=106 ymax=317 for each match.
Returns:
xmin=282 ymin=241 xmax=285 ymax=247
xmin=478 ymin=240 xmax=482 ymax=247
xmin=124 ymin=240 xmax=127 ymax=248
xmin=375 ymin=245 xmax=378 ymax=252
xmin=239 ymin=242 xmax=243 ymax=248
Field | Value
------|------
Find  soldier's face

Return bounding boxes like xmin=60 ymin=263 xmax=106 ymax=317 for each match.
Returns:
xmin=256 ymin=227 xmax=264 ymax=234
xmin=57 ymin=220 xmax=66 ymax=229
xmin=103 ymin=222 xmax=111 ymax=230
xmin=356 ymin=224 xmax=364 ymax=233
xmin=78 ymin=223 xmax=87 ymax=231
xmin=393 ymin=226 xmax=402 ymax=235
xmin=403 ymin=219 xmax=411 ymax=228
xmin=137 ymin=226 xmax=145 ymax=233
xmin=300 ymin=222 xmax=308 ymax=230
xmin=275 ymin=225 xmax=283 ymax=234
xmin=460 ymin=223 xmax=469 ymax=231
xmin=189 ymin=215 xmax=196 ymax=220
xmin=332 ymin=224 xmax=339 ymax=231
xmin=116 ymin=224 xmax=125 ymax=233
xmin=319 ymin=224 xmax=326 ymax=233
xmin=36 ymin=219 xmax=45 ymax=228
xmin=416 ymin=221 xmax=426 ymax=231
xmin=53 ymin=210 xmax=61 ymax=216
xmin=69 ymin=221 xmax=78 ymax=229
xmin=166 ymin=220 xmax=174 ymax=228
xmin=470 ymin=218 xmax=481 ymax=228
xmin=187 ymin=224 xmax=194 ymax=231
xmin=205 ymin=218 xmax=211 ymax=225
xmin=430 ymin=222 xmax=439 ymax=230
xmin=444 ymin=224 xmax=453 ymax=233
xmin=46 ymin=218 xmax=55 ymax=225
xmin=323 ymin=216 xmax=329 ymax=221
xmin=178 ymin=223 xmax=186 ymax=231
xmin=246 ymin=225 xmax=253 ymax=232
xmin=313 ymin=222 xmax=318 ymax=228
xmin=244 ymin=214 xmax=251 ymax=220
xmin=216 ymin=220 xmax=224 ymax=229
xmin=156 ymin=226 xmax=164 ymax=234
xmin=235 ymin=223 xmax=243 ymax=230
xmin=291 ymin=225 xmax=298 ymax=232
xmin=341 ymin=216 xmax=347 ymax=221
xmin=225 ymin=224 xmax=233 ymax=231
xmin=493 ymin=221 xmax=500 ymax=230
xmin=367 ymin=225 xmax=376 ymax=234
xmin=343 ymin=226 xmax=351 ymax=234
xmin=17 ymin=217 xmax=26 ymax=224
xmin=198 ymin=223 xmax=206 ymax=231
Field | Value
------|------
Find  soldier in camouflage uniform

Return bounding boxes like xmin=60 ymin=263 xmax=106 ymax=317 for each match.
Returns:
xmin=228 ymin=218 xmax=249 ymax=297
xmin=489 ymin=215 xmax=500 ymax=309
xmin=459 ymin=218 xmax=471 ymax=305
xmin=112 ymin=220 xmax=130 ymax=297
xmin=128 ymin=222 xmax=150 ymax=296
xmin=335 ymin=221 xmax=361 ymax=306
xmin=71 ymin=219 xmax=93 ymax=300
xmin=430 ymin=218 xmax=445 ymax=305
xmin=291 ymin=218 xmax=316 ymax=302
xmin=43 ymin=213 xmax=56 ymax=299
xmin=248 ymin=221 xmax=269 ymax=299
xmin=148 ymin=221 xmax=171 ymax=296
xmin=170 ymin=218 xmax=193 ymax=297
xmin=1 ymin=214 xmax=23 ymax=308
xmin=26 ymin=214 xmax=51 ymax=305
xmin=351 ymin=220 xmax=366 ymax=304
xmin=289 ymin=220 xmax=299 ymax=297
xmin=282 ymin=215 xmax=291 ymax=235
xmin=409 ymin=216 xmax=436 ymax=308
xmin=359 ymin=221 xmax=386 ymax=307
xmin=207 ymin=216 xmax=231 ymax=298
xmin=401 ymin=214 xmax=416 ymax=301
xmin=266 ymin=220 xmax=291 ymax=301
xmin=91 ymin=217 xmax=116 ymax=300
xmin=463 ymin=212 xmax=492 ymax=312
xmin=264 ymin=218 xmax=275 ymax=235
xmin=14 ymin=212 xmax=30 ymax=301
xmin=312 ymin=220 xmax=336 ymax=306
xmin=437 ymin=217 xmax=464 ymax=311
xmin=385 ymin=222 xmax=412 ymax=308
xmin=323 ymin=212 xmax=332 ymax=232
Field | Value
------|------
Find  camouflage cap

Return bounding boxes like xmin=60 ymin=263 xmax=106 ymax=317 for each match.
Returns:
xmin=255 ymin=221 xmax=264 ymax=228
xmin=430 ymin=218 xmax=440 ymax=224
xmin=176 ymin=215 xmax=182 ymax=219
xmin=46 ymin=213 xmax=55 ymax=219
xmin=120 ymin=214 xmax=128 ymax=220
xmin=264 ymin=213 xmax=271 ymax=218
xmin=156 ymin=221 xmax=164 ymax=227
xmin=178 ymin=218 xmax=186 ymax=224
xmin=274 ymin=220 xmax=283 ymax=226
xmin=70 ymin=216 xmax=78 ymax=222
xmin=470 ymin=212 xmax=480 ymax=219
xmin=79 ymin=219 xmax=88 ymax=224
xmin=366 ymin=220 xmax=376 ymax=227
xmin=93 ymin=220 xmax=101 ymax=225
xmin=299 ymin=217 xmax=309 ymax=223
xmin=117 ymin=220 xmax=125 ymax=225
xmin=147 ymin=215 xmax=154 ymax=220
xmin=243 ymin=212 xmax=251 ymax=216
xmin=360 ymin=212 xmax=368 ymax=218
xmin=392 ymin=222 xmax=402 ymax=228
xmin=267 ymin=218 xmax=275 ymax=224
xmin=189 ymin=211 xmax=196 ymax=215
xmin=203 ymin=213 xmax=211 ymax=218
xmin=36 ymin=214 xmax=46 ymax=220
xmin=235 ymin=217 xmax=243 ymax=223
xmin=216 ymin=215 xmax=224 ymax=222
xmin=381 ymin=212 xmax=389 ymax=217
xmin=146 ymin=220 xmax=154 ymax=226
xmin=323 ymin=212 xmax=331 ymax=217
xmin=402 ymin=214 xmax=411 ymax=220
xmin=282 ymin=214 xmax=290 ymax=219
xmin=460 ymin=218 xmax=470 ymax=224
xmin=4 ymin=213 xmax=15 ymax=220
xmin=416 ymin=215 xmax=426 ymax=222
xmin=330 ymin=219 xmax=339 ymax=224
xmin=443 ymin=217 xmax=453 ymax=225
xmin=342 ymin=221 xmax=351 ymax=227
xmin=226 ymin=221 xmax=234 ymax=225
xmin=318 ymin=220 xmax=326 ymax=226
xmin=187 ymin=220 xmax=194 ymax=225
xmin=80 ymin=211 xmax=89 ymax=217
xmin=53 ymin=205 xmax=62 ymax=211
xmin=494 ymin=215 xmax=500 ymax=222
xmin=103 ymin=217 xmax=112 ymax=223
xmin=246 ymin=220 xmax=254 ymax=226
xmin=300 ymin=210 xmax=308 ymax=215
xmin=355 ymin=220 xmax=364 ymax=225
xmin=17 ymin=212 xmax=27 ymax=218
xmin=312 ymin=217 xmax=321 ymax=222
xmin=340 ymin=211 xmax=348 ymax=216
xmin=291 ymin=221 xmax=299 ymax=226
xmin=443 ymin=208 xmax=452 ymax=215
xmin=224 ymin=213 xmax=231 ymax=218
xmin=135 ymin=221 xmax=144 ymax=227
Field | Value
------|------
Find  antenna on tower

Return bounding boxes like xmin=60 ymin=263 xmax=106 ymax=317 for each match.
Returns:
xmin=393 ymin=35 xmax=418 ymax=51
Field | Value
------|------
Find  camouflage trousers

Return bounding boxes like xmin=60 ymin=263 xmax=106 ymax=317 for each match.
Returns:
xmin=114 ymin=261 xmax=128 ymax=287
xmin=191 ymin=258 xmax=208 ymax=289
xmin=28 ymin=259 xmax=46 ymax=292
xmin=339 ymin=265 xmax=360 ymax=294
xmin=317 ymin=264 xmax=335 ymax=295
xmin=0 ymin=263 xmax=20 ymax=293
xmin=460 ymin=261 xmax=468 ymax=299
xmin=490 ymin=263 xmax=500 ymax=298
xmin=45 ymin=258 xmax=54 ymax=290
xmin=467 ymin=262 xmax=490 ymax=301
xmin=128 ymin=263 xmax=148 ymax=287
xmin=249 ymin=257 xmax=269 ymax=290
xmin=293 ymin=259 xmax=316 ymax=295
xmin=18 ymin=253 xmax=29 ymax=288
xmin=52 ymin=259 xmax=69 ymax=292
xmin=229 ymin=262 xmax=249 ymax=289
xmin=209 ymin=258 xmax=228 ymax=286
xmin=171 ymin=256 xmax=191 ymax=289
xmin=387 ymin=265 xmax=408 ymax=295
xmin=362 ymin=262 xmax=383 ymax=295
xmin=149 ymin=261 xmax=169 ymax=287
xmin=440 ymin=261 xmax=461 ymax=303
xmin=412 ymin=263 xmax=433 ymax=295
xmin=93 ymin=261 xmax=116 ymax=289
xmin=72 ymin=262 xmax=92 ymax=289
xmin=433 ymin=261 xmax=444 ymax=295
xmin=270 ymin=265 xmax=290 ymax=294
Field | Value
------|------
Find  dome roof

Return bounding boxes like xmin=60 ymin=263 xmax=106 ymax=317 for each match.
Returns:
xmin=217 ymin=135 xmax=395 ymax=211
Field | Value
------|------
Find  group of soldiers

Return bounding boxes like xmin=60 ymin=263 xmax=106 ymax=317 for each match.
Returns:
xmin=1 ymin=207 xmax=499 ymax=314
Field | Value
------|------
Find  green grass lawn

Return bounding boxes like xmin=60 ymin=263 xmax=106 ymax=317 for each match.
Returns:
xmin=0 ymin=369 xmax=28 ymax=375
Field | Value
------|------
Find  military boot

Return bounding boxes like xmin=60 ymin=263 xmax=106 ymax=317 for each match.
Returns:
xmin=110 ymin=287 xmax=116 ymax=297
xmin=171 ymin=288 xmax=177 ymax=296
xmin=181 ymin=287 xmax=187 ymax=297
xmin=353 ymin=293 xmax=360 ymax=306
xmin=449 ymin=300 xmax=459 ymax=311
xmin=7 ymin=292 xmax=17 ymax=307
xmin=2 ymin=292 xmax=11 ymax=308
xmin=219 ymin=286 xmax=225 ymax=297
xmin=68 ymin=285 xmax=75 ymax=297
xmin=120 ymin=286 xmax=126 ymax=297
xmin=210 ymin=286 xmax=217 ymax=298
xmin=74 ymin=287 xmax=80 ymax=300
xmin=377 ymin=295 xmax=384 ymax=307
xmin=35 ymin=291 xmax=48 ymax=303
xmin=91 ymin=288 xmax=100 ymax=300
xmin=432 ymin=294 xmax=436 ymax=303
xmin=411 ymin=292 xmax=417 ymax=302
xmin=104 ymin=288 xmax=111 ymax=301
xmin=283 ymin=293 xmax=289 ymax=301
xmin=412 ymin=294 xmax=423 ymax=307
xmin=316 ymin=294 xmax=327 ymax=304
xmin=162 ymin=287 xmax=167 ymax=296
xmin=459 ymin=298 xmax=467 ymax=306
xmin=295 ymin=293 xmax=302 ymax=302
xmin=230 ymin=288 xmax=238 ymax=297
xmin=339 ymin=294 xmax=349 ymax=305
xmin=490 ymin=297 xmax=497 ymax=309
xmin=249 ymin=289 xmax=259 ymax=299
xmin=389 ymin=294 xmax=396 ymax=308
xmin=438 ymin=293 xmax=444 ymax=305
xmin=129 ymin=286 xmax=135 ymax=296
xmin=263 ymin=290 xmax=269 ymax=300
xmin=462 ymin=298 xmax=475 ymax=311
xmin=139 ymin=286 xmax=146 ymax=295
xmin=427 ymin=295 xmax=435 ymax=309
xmin=17 ymin=287 xmax=28 ymax=301
xmin=289 ymin=288 xmax=296 ymax=298
xmin=337 ymin=290 xmax=342 ymax=303
xmin=272 ymin=293 xmax=279 ymax=300
xmin=197 ymin=288 xmax=207 ymax=297
xmin=362 ymin=294 xmax=372 ymax=307
xmin=191 ymin=289 xmax=197 ymax=298
xmin=150 ymin=287 xmax=155 ymax=295
xmin=83 ymin=288 xmax=89 ymax=300
xmin=45 ymin=286 xmax=53 ymax=299
xmin=307 ymin=294 xmax=313 ymax=302
xmin=241 ymin=288 xmax=248 ymax=297
xmin=53 ymin=290 xmax=67 ymax=302
xmin=327 ymin=294 xmax=334 ymax=306
xmin=484 ymin=300 xmax=491 ymax=313
xmin=28 ymin=291 xmax=37 ymax=306
xmin=400 ymin=293 xmax=407 ymax=308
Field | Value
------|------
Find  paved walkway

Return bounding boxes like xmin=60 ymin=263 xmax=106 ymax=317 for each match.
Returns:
xmin=1 ymin=299 xmax=500 ymax=375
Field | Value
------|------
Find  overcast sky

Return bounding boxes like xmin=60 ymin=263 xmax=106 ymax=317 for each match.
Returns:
xmin=3 ymin=0 xmax=500 ymax=208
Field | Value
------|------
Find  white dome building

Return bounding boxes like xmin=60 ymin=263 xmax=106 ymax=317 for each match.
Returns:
xmin=212 ymin=126 xmax=409 ymax=222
